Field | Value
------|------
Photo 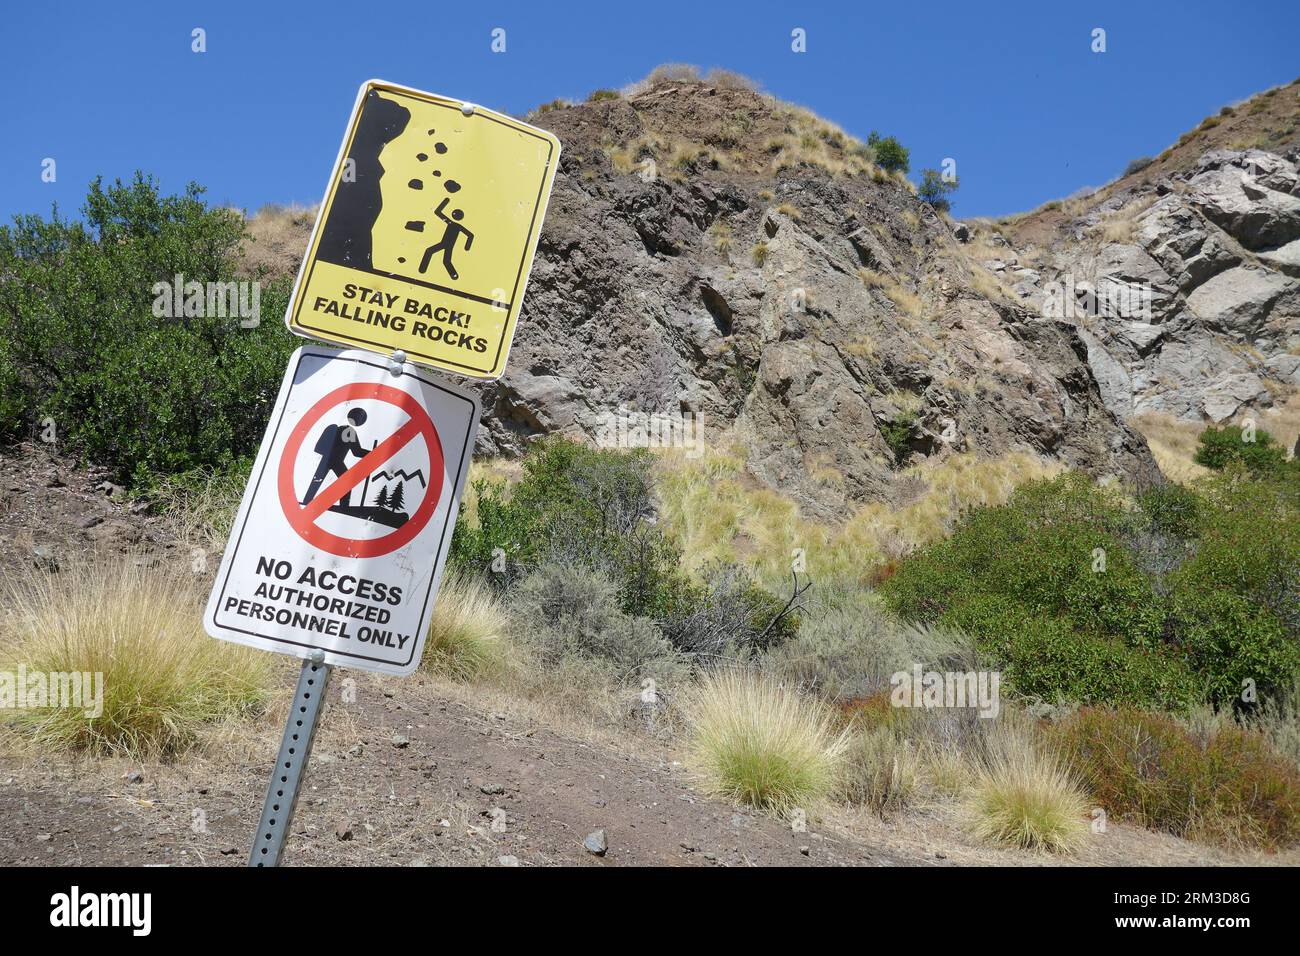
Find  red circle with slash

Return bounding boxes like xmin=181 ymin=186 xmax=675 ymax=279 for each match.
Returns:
xmin=278 ymin=382 xmax=444 ymax=558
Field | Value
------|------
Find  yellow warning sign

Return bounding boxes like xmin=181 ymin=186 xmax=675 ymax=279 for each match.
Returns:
xmin=287 ymin=80 xmax=561 ymax=379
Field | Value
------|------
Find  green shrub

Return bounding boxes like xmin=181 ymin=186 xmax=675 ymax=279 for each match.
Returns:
xmin=918 ymin=168 xmax=958 ymax=213
xmin=451 ymin=438 xmax=797 ymax=651
xmin=867 ymin=131 xmax=910 ymax=174
xmin=450 ymin=438 xmax=682 ymax=613
xmin=881 ymin=471 xmax=1299 ymax=708
xmin=880 ymin=413 xmax=916 ymax=464
xmin=0 ymin=341 xmax=24 ymax=438
xmin=510 ymin=563 xmax=685 ymax=681
xmin=1166 ymin=473 xmax=1300 ymax=702
xmin=881 ymin=474 xmax=1162 ymax=645
xmin=942 ymin=596 xmax=1198 ymax=709
xmin=1055 ymin=707 xmax=1300 ymax=849
xmin=588 ymin=89 xmax=620 ymax=102
xmin=1194 ymin=424 xmax=1291 ymax=478
xmin=0 ymin=173 xmax=297 ymax=486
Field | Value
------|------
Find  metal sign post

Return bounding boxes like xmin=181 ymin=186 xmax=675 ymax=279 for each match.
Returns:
xmin=248 ymin=654 xmax=332 ymax=867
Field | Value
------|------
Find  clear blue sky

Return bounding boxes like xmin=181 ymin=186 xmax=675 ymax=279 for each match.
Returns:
xmin=2 ymin=0 xmax=1296 ymax=221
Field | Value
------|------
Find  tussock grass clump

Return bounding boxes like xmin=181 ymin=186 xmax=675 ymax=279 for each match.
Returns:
xmin=3 ymin=557 xmax=271 ymax=757
xmin=839 ymin=722 xmax=920 ymax=815
xmin=686 ymin=670 xmax=846 ymax=812
xmin=967 ymin=729 xmax=1090 ymax=853
xmin=150 ymin=466 xmax=247 ymax=554
xmin=422 ymin=572 xmax=507 ymax=681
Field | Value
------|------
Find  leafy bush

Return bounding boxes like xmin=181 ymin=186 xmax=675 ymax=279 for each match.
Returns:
xmin=0 ymin=173 xmax=297 ymax=486
xmin=0 ymin=341 xmax=24 ymax=438
xmin=1055 ymin=707 xmax=1300 ymax=849
xmin=942 ymin=596 xmax=1198 ymax=709
xmin=1166 ymin=472 xmax=1300 ymax=702
xmin=882 ymin=474 xmax=1162 ymax=644
xmin=510 ymin=563 xmax=685 ymax=680
xmin=918 ymin=168 xmax=958 ymax=212
xmin=1194 ymin=424 xmax=1292 ymax=478
xmin=451 ymin=438 xmax=798 ymax=652
xmin=867 ymin=131 xmax=910 ymax=174
xmin=881 ymin=472 xmax=1300 ymax=708
xmin=879 ymin=413 xmax=917 ymax=464
xmin=451 ymin=438 xmax=676 ymax=608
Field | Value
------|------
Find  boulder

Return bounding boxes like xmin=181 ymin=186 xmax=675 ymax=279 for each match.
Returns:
xmin=1186 ymin=266 xmax=1291 ymax=336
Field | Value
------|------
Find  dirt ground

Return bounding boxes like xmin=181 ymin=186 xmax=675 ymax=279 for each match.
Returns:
xmin=1 ymin=441 xmax=1295 ymax=867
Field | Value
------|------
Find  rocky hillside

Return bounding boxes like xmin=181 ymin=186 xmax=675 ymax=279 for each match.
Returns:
xmin=992 ymin=81 xmax=1300 ymax=427
xmin=245 ymin=77 xmax=1298 ymax=517
xmin=468 ymin=80 xmax=1160 ymax=519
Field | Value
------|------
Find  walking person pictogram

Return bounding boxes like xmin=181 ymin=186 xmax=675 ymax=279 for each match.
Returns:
xmin=301 ymin=408 xmax=368 ymax=506
xmin=418 ymin=197 xmax=474 ymax=280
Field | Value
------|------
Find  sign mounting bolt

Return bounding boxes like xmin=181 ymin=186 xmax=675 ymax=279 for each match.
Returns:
xmin=388 ymin=350 xmax=407 ymax=375
xmin=460 ymin=102 xmax=476 ymax=116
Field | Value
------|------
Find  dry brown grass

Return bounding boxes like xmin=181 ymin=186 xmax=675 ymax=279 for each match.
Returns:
xmin=1 ymin=554 xmax=272 ymax=757
xmin=654 ymin=441 xmax=1062 ymax=589
xmin=239 ymin=204 xmax=316 ymax=279
xmin=1091 ymin=194 xmax=1158 ymax=245
xmin=1132 ymin=411 xmax=1214 ymax=485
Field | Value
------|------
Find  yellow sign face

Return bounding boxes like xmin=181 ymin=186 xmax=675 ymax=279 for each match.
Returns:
xmin=287 ymin=80 xmax=561 ymax=379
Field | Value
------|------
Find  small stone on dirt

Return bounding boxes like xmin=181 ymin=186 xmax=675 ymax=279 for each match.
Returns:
xmin=335 ymin=820 xmax=354 ymax=841
xmin=480 ymin=783 xmax=504 ymax=795
xmin=123 ymin=770 xmax=144 ymax=784
xmin=498 ymin=855 xmax=520 ymax=866
xmin=799 ymin=845 xmax=810 ymax=856
xmin=583 ymin=829 xmax=608 ymax=856
xmin=391 ymin=734 xmax=410 ymax=748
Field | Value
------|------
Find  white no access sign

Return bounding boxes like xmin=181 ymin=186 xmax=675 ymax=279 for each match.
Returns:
xmin=204 ymin=345 xmax=479 ymax=675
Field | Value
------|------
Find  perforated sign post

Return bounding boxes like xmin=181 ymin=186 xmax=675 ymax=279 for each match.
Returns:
xmin=203 ymin=345 xmax=478 ymax=864
xmin=285 ymin=79 xmax=561 ymax=380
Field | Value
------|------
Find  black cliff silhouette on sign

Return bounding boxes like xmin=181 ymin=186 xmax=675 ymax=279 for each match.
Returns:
xmin=316 ymin=90 xmax=411 ymax=270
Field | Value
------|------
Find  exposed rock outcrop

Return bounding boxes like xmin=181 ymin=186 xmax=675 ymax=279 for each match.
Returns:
xmin=1002 ymin=146 xmax=1300 ymax=426
xmin=473 ymin=82 xmax=1158 ymax=518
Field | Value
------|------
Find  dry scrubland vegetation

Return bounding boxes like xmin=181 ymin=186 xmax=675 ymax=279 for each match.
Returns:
xmin=3 ymin=79 xmax=1300 ymax=862
xmin=5 ymin=425 xmax=1299 ymax=857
